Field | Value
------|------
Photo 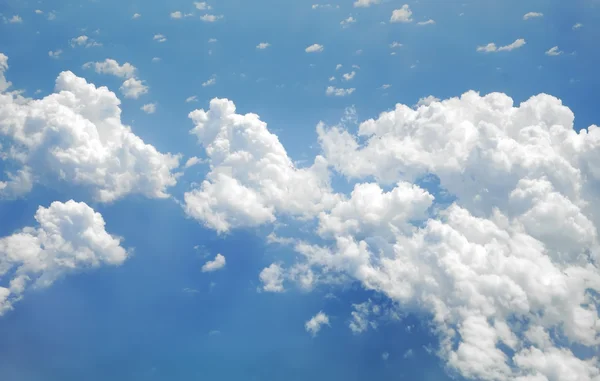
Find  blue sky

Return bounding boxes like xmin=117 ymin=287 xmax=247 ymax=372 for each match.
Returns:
xmin=1 ymin=1 xmax=600 ymax=381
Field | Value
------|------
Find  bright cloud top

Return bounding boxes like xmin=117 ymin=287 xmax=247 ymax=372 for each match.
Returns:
xmin=201 ymin=254 xmax=226 ymax=272
xmin=0 ymin=200 xmax=129 ymax=315
xmin=0 ymin=54 xmax=181 ymax=202
xmin=477 ymin=38 xmax=526 ymax=52
xmin=305 ymin=311 xmax=330 ymax=336
xmin=185 ymin=89 xmax=600 ymax=380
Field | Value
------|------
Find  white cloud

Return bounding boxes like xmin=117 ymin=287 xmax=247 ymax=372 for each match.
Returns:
xmin=415 ymin=95 xmax=440 ymax=107
xmin=0 ymin=58 xmax=180 ymax=201
xmin=306 ymin=44 xmax=324 ymax=53
xmin=545 ymin=46 xmax=563 ymax=56
xmin=305 ymin=311 xmax=330 ymax=336
xmin=0 ymin=53 xmax=11 ymax=93
xmin=83 ymin=58 xmax=137 ymax=78
xmin=295 ymin=90 xmax=600 ymax=380
xmin=153 ymin=34 xmax=167 ymax=43
xmin=200 ymin=14 xmax=222 ymax=22
xmin=202 ymin=77 xmax=216 ymax=87
xmin=354 ymin=0 xmax=380 ymax=7
xmin=390 ymin=5 xmax=413 ymax=23
xmin=0 ymin=200 xmax=129 ymax=315
xmin=389 ymin=41 xmax=403 ymax=48
xmin=201 ymin=253 xmax=226 ymax=272
xmin=256 ymin=42 xmax=271 ymax=50
xmin=120 ymin=77 xmax=149 ymax=99
xmin=312 ymin=4 xmax=339 ymax=9
xmin=349 ymin=300 xmax=380 ymax=333
xmin=329 ymin=76 xmax=335 ymax=81
xmin=35 ymin=10 xmax=43 ymax=14
xmin=152 ymin=57 xmax=161 ymax=62
xmin=342 ymin=71 xmax=356 ymax=81
xmin=48 ymin=50 xmax=62 ymax=59
xmin=194 ymin=1 xmax=212 ymax=10
xmin=184 ymin=156 xmax=204 ymax=168
xmin=417 ymin=19 xmax=435 ymax=26
xmin=382 ymin=352 xmax=390 ymax=360
xmin=7 ymin=15 xmax=23 ymax=24
xmin=184 ymin=99 xmax=339 ymax=233
xmin=341 ymin=16 xmax=356 ymax=27
xmin=186 ymin=95 xmax=198 ymax=103
xmin=335 ymin=64 xmax=342 ymax=70
xmin=170 ymin=11 xmax=183 ymax=19
xmin=573 ymin=23 xmax=583 ymax=29
xmin=523 ymin=12 xmax=543 ymax=20
xmin=70 ymin=35 xmax=101 ymax=48
xmin=132 ymin=13 xmax=141 ymax=19
xmin=47 ymin=11 xmax=56 ymax=21
xmin=326 ymin=86 xmax=355 ymax=96
xmin=477 ymin=38 xmax=526 ymax=52
xmin=259 ymin=263 xmax=286 ymax=292
xmin=380 ymin=84 xmax=391 ymax=89
xmin=208 ymin=38 xmax=217 ymax=43
xmin=141 ymin=103 xmax=156 ymax=114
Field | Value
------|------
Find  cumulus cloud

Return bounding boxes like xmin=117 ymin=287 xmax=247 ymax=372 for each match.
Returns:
xmin=259 ymin=263 xmax=286 ymax=292
xmin=415 ymin=95 xmax=440 ymax=107
xmin=48 ymin=50 xmax=62 ymax=59
xmin=186 ymin=95 xmax=198 ymax=103
xmin=194 ymin=2 xmax=212 ymax=10
xmin=184 ymin=98 xmax=339 ymax=233
xmin=83 ymin=58 xmax=137 ymax=78
xmin=200 ymin=14 xmax=222 ymax=22
xmin=6 ymin=15 xmax=23 ymax=24
xmin=354 ymin=0 xmax=380 ymax=7
xmin=256 ymin=42 xmax=271 ymax=50
xmin=342 ymin=71 xmax=356 ymax=81
xmin=70 ymin=35 xmax=101 ymax=48
xmin=184 ymin=156 xmax=204 ymax=168
xmin=0 ymin=55 xmax=180 ymax=202
xmin=349 ymin=300 xmax=381 ymax=334
xmin=477 ymin=38 xmax=526 ymax=52
xmin=202 ymin=77 xmax=216 ymax=87
xmin=132 ymin=13 xmax=141 ymax=19
xmin=305 ymin=311 xmax=330 ymax=336
xmin=141 ymin=103 xmax=156 ymax=114
xmin=523 ymin=12 xmax=543 ymax=20
xmin=326 ymin=86 xmax=355 ymax=96
xmin=390 ymin=5 xmax=412 ymax=23
xmin=153 ymin=34 xmax=167 ymax=43
xmin=340 ymin=16 xmax=356 ymax=27
xmin=312 ymin=4 xmax=339 ymax=9
xmin=305 ymin=44 xmax=324 ymax=53
xmin=201 ymin=253 xmax=226 ymax=272
xmin=120 ymin=77 xmax=149 ymax=99
xmin=573 ymin=23 xmax=583 ymax=30
xmin=0 ymin=200 xmax=129 ymax=315
xmin=545 ymin=46 xmax=563 ymax=56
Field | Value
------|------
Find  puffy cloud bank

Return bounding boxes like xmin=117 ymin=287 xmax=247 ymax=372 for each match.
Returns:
xmin=0 ymin=200 xmax=129 ymax=315
xmin=0 ymin=54 xmax=180 ymax=202
xmin=187 ymin=93 xmax=600 ymax=381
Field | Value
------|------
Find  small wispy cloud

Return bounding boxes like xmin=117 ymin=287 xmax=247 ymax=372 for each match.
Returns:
xmin=202 ymin=76 xmax=216 ymax=87
xmin=306 ymin=44 xmax=324 ymax=53
xmin=523 ymin=12 xmax=543 ymax=20
xmin=141 ymin=103 xmax=157 ymax=114
xmin=256 ymin=42 xmax=271 ymax=50
xmin=477 ymin=38 xmax=526 ymax=53
xmin=417 ymin=19 xmax=435 ymax=26
xmin=545 ymin=46 xmax=563 ymax=56
xmin=326 ymin=86 xmax=355 ymax=97
xmin=153 ymin=34 xmax=167 ymax=43
xmin=200 ymin=14 xmax=223 ymax=22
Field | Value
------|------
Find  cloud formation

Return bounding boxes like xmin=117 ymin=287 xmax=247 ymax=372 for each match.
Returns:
xmin=0 ymin=200 xmax=129 ymax=315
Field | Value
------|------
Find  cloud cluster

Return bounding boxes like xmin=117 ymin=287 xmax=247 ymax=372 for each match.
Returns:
xmin=187 ymin=91 xmax=600 ymax=380
xmin=0 ymin=200 xmax=129 ymax=315
xmin=184 ymin=98 xmax=339 ymax=233
xmin=0 ymin=56 xmax=180 ymax=202
xmin=84 ymin=58 xmax=149 ymax=99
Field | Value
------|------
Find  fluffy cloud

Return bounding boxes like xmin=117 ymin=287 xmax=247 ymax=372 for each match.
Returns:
xmin=132 ymin=13 xmax=141 ymax=19
xmin=305 ymin=311 xmax=329 ymax=336
xmin=201 ymin=253 xmax=226 ymax=272
xmin=48 ymin=50 xmax=62 ymax=59
xmin=200 ymin=14 xmax=222 ymax=22
xmin=354 ymin=0 xmax=380 ymax=7
xmin=0 ymin=55 xmax=180 ymax=201
xmin=477 ymin=38 xmax=526 ymax=52
xmin=70 ymin=35 xmax=101 ymax=48
xmin=120 ymin=77 xmax=149 ymax=99
xmin=340 ymin=16 xmax=356 ymax=27
xmin=141 ymin=103 xmax=156 ymax=114
xmin=256 ymin=42 xmax=271 ymax=50
xmin=523 ymin=12 xmax=543 ymax=20
xmin=184 ymin=98 xmax=339 ymax=233
xmin=259 ymin=263 xmax=286 ymax=292
xmin=153 ymin=34 xmax=167 ymax=43
xmin=545 ymin=46 xmax=563 ymax=56
xmin=326 ymin=86 xmax=355 ymax=96
xmin=194 ymin=2 xmax=212 ymax=10
xmin=390 ymin=5 xmax=412 ymax=23
xmin=0 ymin=200 xmax=129 ymax=315
xmin=0 ymin=54 xmax=10 ymax=92
xmin=84 ymin=58 xmax=136 ymax=78
xmin=305 ymin=44 xmax=324 ymax=53
xmin=342 ymin=71 xmax=356 ymax=81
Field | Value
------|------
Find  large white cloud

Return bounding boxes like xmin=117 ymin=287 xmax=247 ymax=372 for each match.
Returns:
xmin=184 ymin=98 xmax=339 ymax=233
xmin=188 ymin=91 xmax=600 ymax=380
xmin=0 ymin=200 xmax=129 ymax=315
xmin=0 ymin=54 xmax=181 ymax=202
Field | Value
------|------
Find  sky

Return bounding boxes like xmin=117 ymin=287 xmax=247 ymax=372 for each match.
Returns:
xmin=0 ymin=0 xmax=599 ymax=380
